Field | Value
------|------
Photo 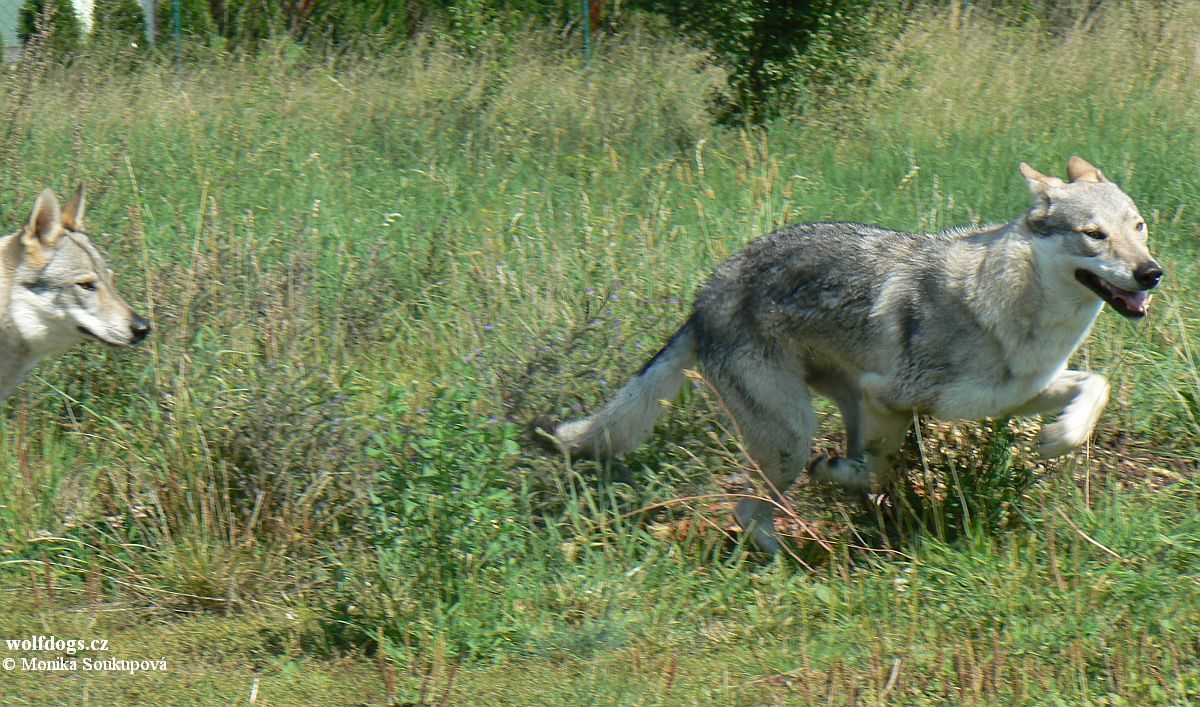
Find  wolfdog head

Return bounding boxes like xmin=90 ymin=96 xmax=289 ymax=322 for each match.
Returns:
xmin=1020 ymin=156 xmax=1162 ymax=319
xmin=9 ymin=186 xmax=151 ymax=353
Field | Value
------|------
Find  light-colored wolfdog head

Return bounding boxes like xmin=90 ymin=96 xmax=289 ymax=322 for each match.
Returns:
xmin=7 ymin=186 xmax=150 ymax=355
xmin=1020 ymin=156 xmax=1162 ymax=319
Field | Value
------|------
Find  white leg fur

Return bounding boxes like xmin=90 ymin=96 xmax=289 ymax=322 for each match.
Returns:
xmin=810 ymin=455 xmax=873 ymax=489
xmin=1005 ymin=370 xmax=1109 ymax=458
xmin=1037 ymin=374 xmax=1110 ymax=458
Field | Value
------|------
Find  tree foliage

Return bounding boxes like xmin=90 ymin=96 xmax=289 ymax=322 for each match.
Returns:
xmin=19 ymin=0 xmax=83 ymax=56
xmin=153 ymin=0 xmax=217 ymax=42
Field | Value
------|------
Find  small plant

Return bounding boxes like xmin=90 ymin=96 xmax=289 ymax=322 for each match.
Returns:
xmin=211 ymin=362 xmax=379 ymax=542
xmin=349 ymin=381 xmax=534 ymax=658
xmin=881 ymin=419 xmax=1038 ymax=542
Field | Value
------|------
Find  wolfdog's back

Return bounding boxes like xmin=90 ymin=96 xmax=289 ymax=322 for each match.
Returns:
xmin=691 ymin=222 xmax=961 ymax=365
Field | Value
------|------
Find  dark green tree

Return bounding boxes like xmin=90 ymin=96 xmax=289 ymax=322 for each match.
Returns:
xmin=154 ymin=0 xmax=218 ymax=42
xmin=217 ymin=0 xmax=286 ymax=46
xmin=19 ymin=0 xmax=83 ymax=56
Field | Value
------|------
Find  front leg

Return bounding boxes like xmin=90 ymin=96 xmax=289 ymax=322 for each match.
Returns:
xmin=1010 ymin=370 xmax=1110 ymax=458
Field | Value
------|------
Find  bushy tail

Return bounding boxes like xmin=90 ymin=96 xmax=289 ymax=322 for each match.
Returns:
xmin=552 ymin=320 xmax=697 ymax=458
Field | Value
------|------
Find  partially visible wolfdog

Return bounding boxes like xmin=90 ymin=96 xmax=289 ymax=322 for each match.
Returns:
xmin=0 ymin=186 xmax=151 ymax=403
xmin=551 ymin=157 xmax=1162 ymax=553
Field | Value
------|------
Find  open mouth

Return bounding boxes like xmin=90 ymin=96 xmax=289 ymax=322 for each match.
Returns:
xmin=77 ymin=325 xmax=122 ymax=347
xmin=1074 ymin=270 xmax=1153 ymax=319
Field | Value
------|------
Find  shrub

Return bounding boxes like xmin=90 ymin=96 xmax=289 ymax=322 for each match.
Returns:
xmin=629 ymin=0 xmax=897 ymax=122
xmin=357 ymin=382 xmax=533 ymax=657
xmin=92 ymin=0 xmax=149 ymax=50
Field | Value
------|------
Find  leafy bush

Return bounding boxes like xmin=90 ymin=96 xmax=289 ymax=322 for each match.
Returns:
xmin=629 ymin=0 xmax=896 ymax=122
xmin=93 ymin=0 xmax=147 ymax=43
xmin=353 ymin=381 xmax=534 ymax=657
xmin=370 ymin=382 xmax=528 ymax=605
xmin=91 ymin=0 xmax=149 ymax=56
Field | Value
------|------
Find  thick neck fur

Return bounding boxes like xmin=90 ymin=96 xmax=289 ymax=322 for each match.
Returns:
xmin=949 ymin=216 xmax=1102 ymax=370
xmin=0 ymin=233 xmax=44 ymax=402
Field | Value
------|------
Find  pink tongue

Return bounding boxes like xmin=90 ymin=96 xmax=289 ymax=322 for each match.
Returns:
xmin=1114 ymin=289 xmax=1150 ymax=313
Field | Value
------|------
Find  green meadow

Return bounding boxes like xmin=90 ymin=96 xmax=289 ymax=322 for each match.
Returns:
xmin=1 ymin=3 xmax=1198 ymax=704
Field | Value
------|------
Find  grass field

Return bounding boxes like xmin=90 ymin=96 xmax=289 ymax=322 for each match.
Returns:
xmin=0 ymin=4 xmax=1198 ymax=704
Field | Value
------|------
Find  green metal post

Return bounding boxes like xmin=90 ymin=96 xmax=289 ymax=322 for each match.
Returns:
xmin=582 ymin=0 xmax=591 ymax=65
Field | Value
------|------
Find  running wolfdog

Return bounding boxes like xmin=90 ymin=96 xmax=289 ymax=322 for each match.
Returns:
xmin=0 ymin=186 xmax=151 ymax=403
xmin=551 ymin=157 xmax=1162 ymax=553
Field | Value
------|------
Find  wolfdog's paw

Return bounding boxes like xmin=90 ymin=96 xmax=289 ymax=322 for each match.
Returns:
xmin=806 ymin=455 xmax=831 ymax=476
xmin=733 ymin=498 xmax=782 ymax=555
xmin=809 ymin=455 xmax=875 ymax=489
xmin=1037 ymin=421 xmax=1089 ymax=458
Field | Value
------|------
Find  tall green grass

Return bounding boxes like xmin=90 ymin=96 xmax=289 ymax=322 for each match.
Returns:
xmin=0 ymin=4 xmax=1197 ymax=703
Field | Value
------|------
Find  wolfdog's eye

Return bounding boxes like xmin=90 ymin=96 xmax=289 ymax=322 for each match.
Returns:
xmin=1081 ymin=229 xmax=1107 ymax=240
xmin=77 ymin=281 xmax=97 ymax=292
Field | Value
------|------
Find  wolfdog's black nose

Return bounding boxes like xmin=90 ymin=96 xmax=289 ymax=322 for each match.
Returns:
xmin=1134 ymin=262 xmax=1164 ymax=289
xmin=130 ymin=314 xmax=151 ymax=343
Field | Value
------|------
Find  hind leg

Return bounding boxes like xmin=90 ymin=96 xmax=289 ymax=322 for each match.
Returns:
xmin=706 ymin=354 xmax=816 ymax=555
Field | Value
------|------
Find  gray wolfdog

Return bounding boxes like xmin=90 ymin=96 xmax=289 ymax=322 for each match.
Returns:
xmin=0 ymin=186 xmax=150 ymax=403
xmin=550 ymin=157 xmax=1162 ymax=553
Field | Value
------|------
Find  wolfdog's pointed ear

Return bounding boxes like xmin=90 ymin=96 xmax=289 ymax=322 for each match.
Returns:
xmin=1066 ymin=156 xmax=1106 ymax=183
xmin=62 ymin=183 xmax=86 ymax=231
xmin=1019 ymin=162 xmax=1065 ymax=201
xmin=22 ymin=189 xmax=63 ymax=252
xmin=1019 ymin=162 xmax=1065 ymax=190
xmin=1019 ymin=163 xmax=1064 ymax=231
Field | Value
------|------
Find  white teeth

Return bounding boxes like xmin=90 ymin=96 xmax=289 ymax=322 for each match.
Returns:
xmin=1078 ymin=270 xmax=1153 ymax=315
